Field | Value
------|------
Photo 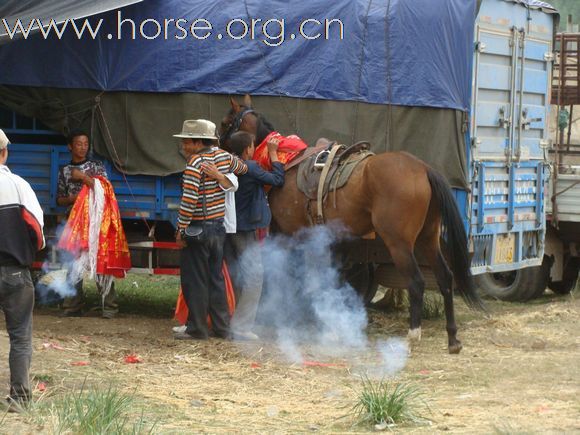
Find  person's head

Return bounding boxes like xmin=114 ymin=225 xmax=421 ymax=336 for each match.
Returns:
xmin=228 ymin=131 xmax=255 ymax=160
xmin=174 ymin=119 xmax=219 ymax=158
xmin=0 ymin=129 xmax=9 ymax=165
xmin=67 ymin=129 xmax=90 ymax=163
xmin=179 ymin=137 xmax=216 ymax=158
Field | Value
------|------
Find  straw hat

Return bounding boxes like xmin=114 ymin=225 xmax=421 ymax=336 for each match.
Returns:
xmin=173 ymin=119 xmax=218 ymax=140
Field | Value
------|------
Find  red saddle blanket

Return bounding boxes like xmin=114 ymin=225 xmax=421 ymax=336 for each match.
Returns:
xmin=253 ymin=131 xmax=308 ymax=171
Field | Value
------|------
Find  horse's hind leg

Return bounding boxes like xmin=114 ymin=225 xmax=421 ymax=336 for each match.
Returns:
xmin=386 ymin=242 xmax=426 ymax=342
xmin=419 ymin=236 xmax=462 ymax=354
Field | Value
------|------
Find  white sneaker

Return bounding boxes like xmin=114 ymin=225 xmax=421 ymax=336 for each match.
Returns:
xmin=232 ymin=330 xmax=259 ymax=341
xmin=172 ymin=325 xmax=187 ymax=333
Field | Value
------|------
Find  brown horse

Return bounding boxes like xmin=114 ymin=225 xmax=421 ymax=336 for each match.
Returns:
xmin=221 ymin=95 xmax=484 ymax=354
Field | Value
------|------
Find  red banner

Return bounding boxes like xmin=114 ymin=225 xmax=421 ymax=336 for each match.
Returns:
xmin=57 ymin=176 xmax=131 ymax=278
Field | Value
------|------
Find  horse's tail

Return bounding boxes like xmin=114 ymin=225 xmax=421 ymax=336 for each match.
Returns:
xmin=426 ymin=168 xmax=486 ymax=311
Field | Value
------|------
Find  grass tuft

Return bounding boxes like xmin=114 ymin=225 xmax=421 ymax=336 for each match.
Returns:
xmin=25 ymin=382 xmax=156 ymax=434
xmin=351 ymin=376 xmax=430 ymax=428
xmin=493 ymin=422 xmax=534 ymax=434
xmin=422 ymin=294 xmax=445 ymax=320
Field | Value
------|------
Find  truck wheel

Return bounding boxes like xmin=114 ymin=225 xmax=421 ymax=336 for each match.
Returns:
xmin=343 ymin=263 xmax=379 ymax=305
xmin=549 ymin=257 xmax=580 ymax=295
xmin=475 ymin=258 xmax=550 ymax=302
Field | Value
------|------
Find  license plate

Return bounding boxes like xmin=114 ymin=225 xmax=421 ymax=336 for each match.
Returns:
xmin=494 ymin=234 xmax=515 ymax=264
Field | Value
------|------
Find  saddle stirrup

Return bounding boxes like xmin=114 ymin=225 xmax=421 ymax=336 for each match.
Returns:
xmin=316 ymin=144 xmax=343 ymax=224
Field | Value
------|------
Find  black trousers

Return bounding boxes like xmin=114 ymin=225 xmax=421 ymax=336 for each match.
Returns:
xmin=0 ymin=265 xmax=34 ymax=402
xmin=180 ymin=222 xmax=229 ymax=338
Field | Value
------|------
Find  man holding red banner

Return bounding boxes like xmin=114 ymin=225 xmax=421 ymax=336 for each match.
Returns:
xmin=56 ymin=130 xmax=119 ymax=318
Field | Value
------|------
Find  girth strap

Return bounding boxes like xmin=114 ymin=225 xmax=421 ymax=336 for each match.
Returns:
xmin=316 ymin=144 xmax=343 ymax=224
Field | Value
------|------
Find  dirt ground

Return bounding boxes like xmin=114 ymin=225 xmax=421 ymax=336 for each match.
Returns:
xmin=1 ymin=291 xmax=579 ymax=434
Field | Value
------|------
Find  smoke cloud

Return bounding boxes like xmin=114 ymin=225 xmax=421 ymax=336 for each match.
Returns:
xmin=35 ymin=221 xmax=77 ymax=305
xmin=235 ymin=224 xmax=409 ymax=377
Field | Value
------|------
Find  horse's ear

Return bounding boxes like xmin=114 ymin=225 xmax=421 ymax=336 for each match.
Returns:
xmin=230 ymin=96 xmax=241 ymax=113
xmin=243 ymin=94 xmax=253 ymax=108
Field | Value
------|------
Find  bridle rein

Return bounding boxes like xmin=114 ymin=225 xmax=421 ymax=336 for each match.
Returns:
xmin=220 ymin=107 xmax=255 ymax=145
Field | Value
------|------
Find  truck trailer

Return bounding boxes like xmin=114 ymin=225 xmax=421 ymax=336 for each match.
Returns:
xmin=0 ymin=0 xmax=572 ymax=301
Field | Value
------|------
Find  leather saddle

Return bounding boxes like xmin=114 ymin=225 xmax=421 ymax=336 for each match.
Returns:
xmin=296 ymin=140 xmax=373 ymax=201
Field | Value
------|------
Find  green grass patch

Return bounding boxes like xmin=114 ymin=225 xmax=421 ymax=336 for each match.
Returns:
xmin=32 ymin=373 xmax=55 ymax=383
xmin=387 ymin=291 xmax=445 ymax=320
xmin=421 ymin=293 xmax=445 ymax=320
xmin=493 ymin=422 xmax=534 ymax=434
xmin=351 ymin=376 xmax=430 ymax=428
xmin=80 ymin=274 xmax=179 ymax=318
xmin=26 ymin=382 xmax=157 ymax=434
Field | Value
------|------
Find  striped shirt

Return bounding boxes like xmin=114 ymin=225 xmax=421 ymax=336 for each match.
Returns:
xmin=177 ymin=148 xmax=247 ymax=229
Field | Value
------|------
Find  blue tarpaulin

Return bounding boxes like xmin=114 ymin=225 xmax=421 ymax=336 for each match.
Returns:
xmin=0 ymin=0 xmax=476 ymax=111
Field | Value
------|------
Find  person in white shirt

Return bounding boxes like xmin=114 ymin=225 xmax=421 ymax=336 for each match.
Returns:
xmin=0 ymin=129 xmax=45 ymax=411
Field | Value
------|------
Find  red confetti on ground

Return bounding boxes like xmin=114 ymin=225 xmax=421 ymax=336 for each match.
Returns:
xmin=535 ymin=405 xmax=550 ymax=414
xmin=37 ymin=382 xmax=47 ymax=392
xmin=70 ymin=361 xmax=90 ymax=366
xmin=302 ymin=360 xmax=347 ymax=368
xmin=124 ymin=354 xmax=141 ymax=364
xmin=250 ymin=362 xmax=261 ymax=369
xmin=419 ymin=369 xmax=431 ymax=375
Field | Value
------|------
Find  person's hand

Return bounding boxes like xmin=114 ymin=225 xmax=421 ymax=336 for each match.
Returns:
xmin=201 ymin=162 xmax=224 ymax=181
xmin=70 ymin=168 xmax=85 ymax=181
xmin=267 ymin=137 xmax=280 ymax=163
xmin=266 ymin=137 xmax=280 ymax=153
xmin=71 ymin=169 xmax=95 ymax=188
xmin=175 ymin=230 xmax=186 ymax=248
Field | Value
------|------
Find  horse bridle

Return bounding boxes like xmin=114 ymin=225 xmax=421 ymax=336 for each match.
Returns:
xmin=220 ymin=107 xmax=255 ymax=144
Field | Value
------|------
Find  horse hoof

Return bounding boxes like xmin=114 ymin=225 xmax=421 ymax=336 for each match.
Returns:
xmin=407 ymin=328 xmax=422 ymax=343
xmin=448 ymin=341 xmax=462 ymax=354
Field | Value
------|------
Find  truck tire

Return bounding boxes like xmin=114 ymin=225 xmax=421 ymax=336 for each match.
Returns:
xmin=343 ymin=263 xmax=379 ymax=305
xmin=475 ymin=258 xmax=550 ymax=302
xmin=549 ymin=257 xmax=580 ymax=295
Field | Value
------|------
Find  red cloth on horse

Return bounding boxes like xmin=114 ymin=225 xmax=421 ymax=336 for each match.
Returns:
xmin=57 ymin=176 xmax=131 ymax=278
xmin=253 ymin=131 xmax=307 ymax=171
xmin=174 ymin=261 xmax=236 ymax=326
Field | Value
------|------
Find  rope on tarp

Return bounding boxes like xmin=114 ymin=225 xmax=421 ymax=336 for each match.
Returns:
xmin=383 ymin=0 xmax=393 ymax=150
xmin=93 ymin=93 xmax=155 ymax=237
xmin=351 ymin=0 xmax=374 ymax=144
xmin=242 ymin=0 xmax=297 ymax=133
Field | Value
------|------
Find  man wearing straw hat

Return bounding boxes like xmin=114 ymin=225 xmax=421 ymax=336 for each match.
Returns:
xmin=174 ymin=119 xmax=247 ymax=340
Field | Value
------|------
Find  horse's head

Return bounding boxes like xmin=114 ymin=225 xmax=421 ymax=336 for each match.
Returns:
xmin=220 ymin=94 xmax=275 ymax=149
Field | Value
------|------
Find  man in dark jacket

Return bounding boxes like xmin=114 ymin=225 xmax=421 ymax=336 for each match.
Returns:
xmin=0 ymin=129 xmax=45 ymax=411
xmin=225 ymin=131 xmax=284 ymax=340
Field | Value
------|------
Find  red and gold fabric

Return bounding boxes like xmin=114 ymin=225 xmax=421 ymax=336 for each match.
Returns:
xmin=58 ymin=176 xmax=131 ymax=277
xmin=253 ymin=131 xmax=307 ymax=171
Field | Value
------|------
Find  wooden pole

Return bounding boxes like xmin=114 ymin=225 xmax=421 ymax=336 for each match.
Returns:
xmin=567 ymin=105 xmax=573 ymax=151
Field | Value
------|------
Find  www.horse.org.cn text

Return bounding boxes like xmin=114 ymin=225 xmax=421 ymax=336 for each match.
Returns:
xmin=1 ymin=11 xmax=345 ymax=47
